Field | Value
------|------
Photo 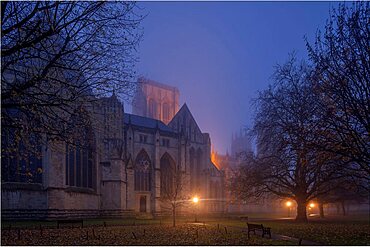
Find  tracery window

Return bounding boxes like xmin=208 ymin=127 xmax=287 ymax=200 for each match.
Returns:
xmin=160 ymin=153 xmax=175 ymax=197
xmin=66 ymin=143 xmax=94 ymax=188
xmin=134 ymin=150 xmax=151 ymax=191
xmin=1 ymin=127 xmax=43 ymax=184
xmin=65 ymin=110 xmax=95 ymax=189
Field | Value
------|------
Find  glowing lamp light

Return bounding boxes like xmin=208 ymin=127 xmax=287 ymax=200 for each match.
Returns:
xmin=309 ymin=203 xmax=315 ymax=208
xmin=192 ymin=197 xmax=199 ymax=203
xmin=286 ymin=201 xmax=292 ymax=207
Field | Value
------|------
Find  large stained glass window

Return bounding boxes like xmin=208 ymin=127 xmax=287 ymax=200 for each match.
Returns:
xmin=134 ymin=150 xmax=151 ymax=191
xmin=160 ymin=153 xmax=175 ymax=197
xmin=65 ymin=110 xmax=95 ymax=189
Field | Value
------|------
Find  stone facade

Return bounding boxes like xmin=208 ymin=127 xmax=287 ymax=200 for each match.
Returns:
xmin=231 ymin=130 xmax=253 ymax=158
xmin=2 ymin=90 xmax=224 ymax=220
xmin=132 ymin=77 xmax=179 ymax=124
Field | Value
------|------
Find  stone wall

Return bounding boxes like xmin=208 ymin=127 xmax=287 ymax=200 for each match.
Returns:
xmin=1 ymin=183 xmax=47 ymax=210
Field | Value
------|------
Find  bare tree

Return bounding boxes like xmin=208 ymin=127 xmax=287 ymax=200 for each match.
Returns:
xmin=232 ymin=57 xmax=344 ymax=222
xmin=1 ymin=2 xmax=143 ymax=152
xmin=306 ymin=2 xmax=370 ymax=179
xmin=232 ymin=3 xmax=369 ymax=223
xmin=316 ymin=176 xmax=368 ymax=218
xmin=160 ymin=166 xmax=190 ymax=227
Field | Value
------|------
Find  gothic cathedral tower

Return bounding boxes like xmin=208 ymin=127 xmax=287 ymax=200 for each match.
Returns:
xmin=132 ymin=77 xmax=179 ymax=124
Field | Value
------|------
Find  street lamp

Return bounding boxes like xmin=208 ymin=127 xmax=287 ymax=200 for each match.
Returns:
xmin=192 ymin=196 xmax=199 ymax=222
xmin=286 ymin=201 xmax=292 ymax=217
xmin=308 ymin=203 xmax=315 ymax=216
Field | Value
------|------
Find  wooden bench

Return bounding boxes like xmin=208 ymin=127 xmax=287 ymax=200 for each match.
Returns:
xmin=247 ymin=223 xmax=271 ymax=238
xmin=57 ymin=219 xmax=83 ymax=229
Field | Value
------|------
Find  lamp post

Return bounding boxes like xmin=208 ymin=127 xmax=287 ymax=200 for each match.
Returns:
xmin=286 ymin=201 xmax=292 ymax=217
xmin=192 ymin=196 xmax=199 ymax=223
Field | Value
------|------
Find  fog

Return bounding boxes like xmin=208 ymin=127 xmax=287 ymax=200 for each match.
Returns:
xmin=131 ymin=2 xmax=336 ymax=154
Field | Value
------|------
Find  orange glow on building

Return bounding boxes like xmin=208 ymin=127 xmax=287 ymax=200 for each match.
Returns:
xmin=211 ymin=148 xmax=221 ymax=170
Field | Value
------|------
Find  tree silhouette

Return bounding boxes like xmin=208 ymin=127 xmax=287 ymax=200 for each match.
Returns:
xmin=1 ymin=2 xmax=143 ymax=154
xmin=233 ymin=57 xmax=344 ymax=222
xmin=306 ymin=2 xmax=370 ymax=180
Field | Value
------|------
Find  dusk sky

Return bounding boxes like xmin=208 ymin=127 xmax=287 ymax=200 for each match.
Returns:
xmin=130 ymin=2 xmax=338 ymax=154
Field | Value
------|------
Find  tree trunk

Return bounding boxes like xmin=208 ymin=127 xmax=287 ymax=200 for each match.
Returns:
xmin=341 ymin=201 xmax=346 ymax=216
xmin=319 ymin=203 xmax=325 ymax=218
xmin=295 ymin=198 xmax=308 ymax=222
xmin=172 ymin=206 xmax=176 ymax=227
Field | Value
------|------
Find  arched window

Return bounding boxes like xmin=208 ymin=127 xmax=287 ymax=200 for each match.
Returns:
xmin=160 ymin=153 xmax=175 ymax=197
xmin=1 ymin=127 xmax=43 ymax=184
xmin=134 ymin=150 xmax=151 ymax=191
xmin=162 ymin=103 xmax=169 ymax=122
xmin=65 ymin=109 xmax=96 ymax=189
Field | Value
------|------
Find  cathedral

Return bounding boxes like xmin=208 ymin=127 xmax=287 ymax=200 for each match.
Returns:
xmin=1 ymin=78 xmax=225 ymax=219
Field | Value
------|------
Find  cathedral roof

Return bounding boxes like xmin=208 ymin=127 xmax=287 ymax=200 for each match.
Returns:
xmin=124 ymin=113 xmax=174 ymax=133
xmin=168 ymin=103 xmax=203 ymax=134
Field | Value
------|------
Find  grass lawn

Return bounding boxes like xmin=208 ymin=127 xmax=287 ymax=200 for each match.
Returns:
xmin=1 ymin=224 xmax=292 ymax=245
xmin=207 ymin=215 xmax=370 ymax=246
xmin=1 ymin=218 xmax=158 ymax=229
xmin=263 ymin=220 xmax=369 ymax=246
xmin=2 ymin=214 xmax=369 ymax=245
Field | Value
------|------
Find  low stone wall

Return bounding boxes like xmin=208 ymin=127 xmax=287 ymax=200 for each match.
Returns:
xmin=1 ymin=183 xmax=47 ymax=211
xmin=100 ymin=209 xmax=136 ymax=218
xmin=1 ymin=209 xmax=136 ymax=221
xmin=1 ymin=183 xmax=135 ymax=220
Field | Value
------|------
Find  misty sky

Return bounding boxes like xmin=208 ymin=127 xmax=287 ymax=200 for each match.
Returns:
xmin=129 ymin=2 xmax=338 ymax=154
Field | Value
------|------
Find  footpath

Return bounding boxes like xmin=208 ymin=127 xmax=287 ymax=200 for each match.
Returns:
xmin=226 ymin=224 xmax=323 ymax=246
xmin=187 ymin=221 xmax=323 ymax=245
xmin=271 ymin=232 xmax=322 ymax=246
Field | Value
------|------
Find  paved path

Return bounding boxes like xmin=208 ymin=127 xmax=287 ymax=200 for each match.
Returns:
xmin=271 ymin=232 xmax=322 ymax=246
xmin=185 ymin=222 xmax=323 ymax=245
xmin=224 ymin=224 xmax=323 ymax=246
